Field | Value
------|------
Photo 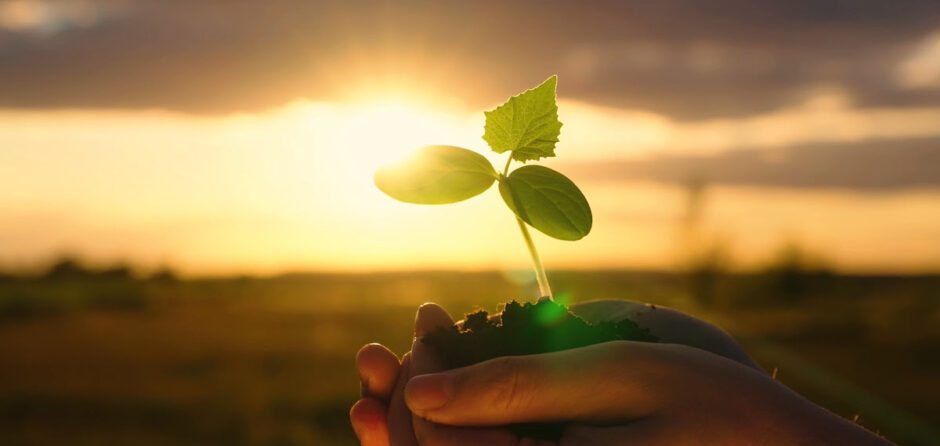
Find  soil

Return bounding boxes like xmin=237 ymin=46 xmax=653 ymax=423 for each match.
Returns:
xmin=422 ymin=298 xmax=658 ymax=441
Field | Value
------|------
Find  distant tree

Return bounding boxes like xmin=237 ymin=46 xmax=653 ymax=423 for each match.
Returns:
xmin=40 ymin=258 xmax=140 ymax=281
xmin=726 ymin=242 xmax=835 ymax=307
xmin=758 ymin=242 xmax=832 ymax=302
xmin=41 ymin=258 xmax=95 ymax=281
xmin=686 ymin=240 xmax=733 ymax=308
xmin=98 ymin=264 xmax=135 ymax=280
xmin=676 ymin=177 xmax=734 ymax=308
xmin=149 ymin=266 xmax=179 ymax=283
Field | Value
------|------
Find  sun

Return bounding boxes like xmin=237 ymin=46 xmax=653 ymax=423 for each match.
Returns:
xmin=325 ymin=96 xmax=484 ymax=176
xmin=339 ymin=99 xmax=455 ymax=168
xmin=284 ymin=96 xmax=485 ymax=222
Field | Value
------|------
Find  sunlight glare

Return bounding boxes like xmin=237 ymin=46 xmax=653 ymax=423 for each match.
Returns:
xmin=304 ymin=98 xmax=483 ymax=220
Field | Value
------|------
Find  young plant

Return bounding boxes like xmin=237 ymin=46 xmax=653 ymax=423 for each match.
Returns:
xmin=374 ymin=75 xmax=591 ymax=299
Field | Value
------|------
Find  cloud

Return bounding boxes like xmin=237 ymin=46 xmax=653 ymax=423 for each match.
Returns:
xmin=0 ymin=0 xmax=939 ymax=119
xmin=564 ymin=136 xmax=940 ymax=190
xmin=560 ymin=93 xmax=940 ymax=161
xmin=0 ymin=0 xmax=127 ymax=35
xmin=897 ymin=31 xmax=940 ymax=89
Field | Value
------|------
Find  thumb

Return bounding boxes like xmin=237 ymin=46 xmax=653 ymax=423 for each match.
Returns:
xmin=410 ymin=302 xmax=454 ymax=376
xmin=409 ymin=303 xmax=474 ymax=444
xmin=405 ymin=341 xmax=670 ymax=426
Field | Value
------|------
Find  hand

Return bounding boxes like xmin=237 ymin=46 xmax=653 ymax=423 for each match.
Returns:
xmin=350 ymin=343 xmax=401 ymax=446
xmin=404 ymin=340 xmax=893 ymax=445
xmin=351 ymin=304 xmax=455 ymax=446
xmin=351 ymin=299 xmax=762 ymax=445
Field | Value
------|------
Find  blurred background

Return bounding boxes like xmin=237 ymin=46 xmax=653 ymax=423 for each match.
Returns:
xmin=1 ymin=1 xmax=939 ymax=444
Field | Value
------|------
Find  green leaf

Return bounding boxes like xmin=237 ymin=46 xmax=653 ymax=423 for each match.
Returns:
xmin=375 ymin=145 xmax=498 ymax=204
xmin=499 ymin=165 xmax=592 ymax=240
xmin=483 ymin=75 xmax=563 ymax=162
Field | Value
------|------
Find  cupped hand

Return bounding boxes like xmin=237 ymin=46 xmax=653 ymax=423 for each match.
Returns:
xmin=404 ymin=340 xmax=892 ymax=445
xmin=353 ymin=300 xmax=886 ymax=445
xmin=351 ymin=299 xmax=759 ymax=445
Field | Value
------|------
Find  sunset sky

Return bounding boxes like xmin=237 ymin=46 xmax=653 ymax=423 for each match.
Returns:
xmin=1 ymin=0 xmax=939 ymax=275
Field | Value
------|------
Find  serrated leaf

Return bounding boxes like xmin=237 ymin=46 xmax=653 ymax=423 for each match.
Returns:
xmin=375 ymin=145 xmax=497 ymax=205
xmin=483 ymin=75 xmax=562 ymax=162
xmin=499 ymin=165 xmax=592 ymax=240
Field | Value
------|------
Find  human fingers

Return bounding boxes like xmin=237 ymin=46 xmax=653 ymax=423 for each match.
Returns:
xmin=358 ymin=343 xmax=402 ymax=400
xmin=350 ymin=397 xmax=391 ymax=446
xmin=569 ymin=299 xmax=759 ymax=370
xmin=406 ymin=341 xmax=675 ymax=426
xmin=388 ymin=352 xmax=418 ymax=446
xmin=409 ymin=303 xmax=459 ymax=443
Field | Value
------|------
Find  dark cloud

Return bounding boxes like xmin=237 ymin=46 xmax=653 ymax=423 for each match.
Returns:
xmin=1 ymin=0 xmax=939 ymax=119
xmin=563 ymin=137 xmax=940 ymax=190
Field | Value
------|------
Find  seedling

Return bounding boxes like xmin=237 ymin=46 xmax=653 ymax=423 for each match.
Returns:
xmin=375 ymin=77 xmax=654 ymax=440
xmin=374 ymin=75 xmax=591 ymax=299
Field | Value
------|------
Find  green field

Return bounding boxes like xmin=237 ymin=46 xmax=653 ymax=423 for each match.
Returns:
xmin=0 ymin=269 xmax=938 ymax=445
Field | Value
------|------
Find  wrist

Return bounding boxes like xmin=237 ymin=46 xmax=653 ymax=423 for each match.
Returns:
xmin=767 ymin=383 xmax=893 ymax=445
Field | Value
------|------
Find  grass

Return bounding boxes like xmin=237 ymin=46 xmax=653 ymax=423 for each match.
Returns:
xmin=0 ymin=270 xmax=937 ymax=445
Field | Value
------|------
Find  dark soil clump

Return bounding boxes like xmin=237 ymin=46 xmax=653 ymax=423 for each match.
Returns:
xmin=421 ymin=298 xmax=658 ymax=441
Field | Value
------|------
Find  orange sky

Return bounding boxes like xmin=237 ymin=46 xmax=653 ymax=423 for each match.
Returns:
xmin=2 ymin=95 xmax=939 ymax=275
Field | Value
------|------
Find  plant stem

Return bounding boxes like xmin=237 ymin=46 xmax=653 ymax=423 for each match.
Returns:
xmin=515 ymin=215 xmax=553 ymax=299
xmin=503 ymin=155 xmax=552 ymax=300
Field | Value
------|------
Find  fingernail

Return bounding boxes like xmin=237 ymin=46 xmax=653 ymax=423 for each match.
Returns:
xmin=358 ymin=367 xmax=371 ymax=397
xmin=406 ymin=373 xmax=454 ymax=412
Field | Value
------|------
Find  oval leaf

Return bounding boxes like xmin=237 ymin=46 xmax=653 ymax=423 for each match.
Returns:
xmin=375 ymin=145 xmax=498 ymax=204
xmin=499 ymin=165 xmax=592 ymax=240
